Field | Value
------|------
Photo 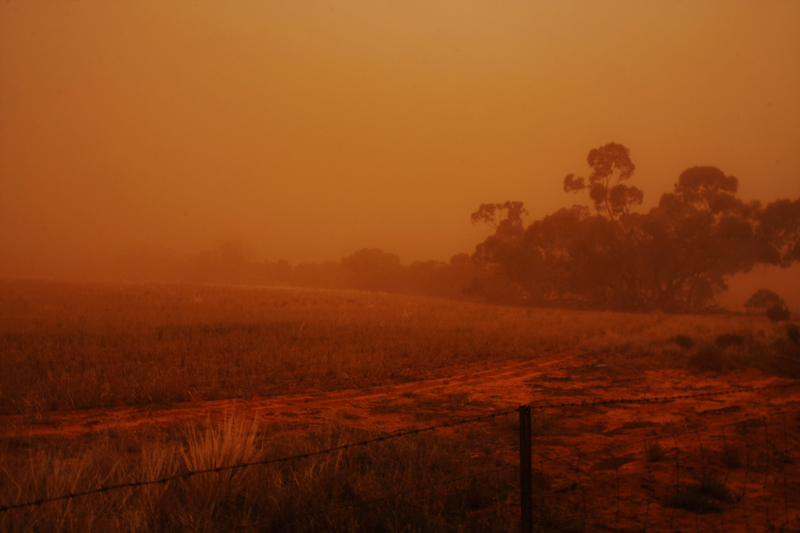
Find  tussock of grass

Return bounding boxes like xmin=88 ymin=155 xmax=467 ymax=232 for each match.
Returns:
xmin=645 ymin=440 xmax=666 ymax=462
xmin=0 ymin=416 xmax=523 ymax=533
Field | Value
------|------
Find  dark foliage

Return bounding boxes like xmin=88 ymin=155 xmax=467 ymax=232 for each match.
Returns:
xmin=766 ymin=304 xmax=791 ymax=323
xmin=110 ymin=244 xmax=484 ymax=301
xmin=788 ymin=324 xmax=800 ymax=346
xmin=671 ymin=335 xmax=695 ymax=350
xmin=471 ymin=144 xmax=800 ymax=312
xmin=744 ymin=288 xmax=787 ymax=315
xmin=767 ymin=305 xmax=792 ymax=322
xmin=715 ymin=334 xmax=746 ymax=349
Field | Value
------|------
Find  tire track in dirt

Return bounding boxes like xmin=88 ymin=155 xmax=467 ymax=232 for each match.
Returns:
xmin=1 ymin=351 xmax=797 ymax=443
xmin=0 ymin=354 xmax=572 ymax=439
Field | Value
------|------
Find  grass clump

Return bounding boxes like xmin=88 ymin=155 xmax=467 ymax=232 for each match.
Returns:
xmin=665 ymin=478 xmax=734 ymax=514
xmin=645 ymin=440 xmax=666 ymax=462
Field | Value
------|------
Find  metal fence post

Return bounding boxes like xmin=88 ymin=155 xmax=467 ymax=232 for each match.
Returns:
xmin=520 ymin=405 xmax=533 ymax=533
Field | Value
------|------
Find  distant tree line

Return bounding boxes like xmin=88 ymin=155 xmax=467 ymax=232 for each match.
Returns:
xmin=109 ymin=143 xmax=798 ymax=313
xmin=111 ymin=243 xmax=482 ymax=301
xmin=469 ymin=143 xmax=800 ymax=312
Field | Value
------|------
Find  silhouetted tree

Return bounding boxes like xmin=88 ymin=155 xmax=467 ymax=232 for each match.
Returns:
xmin=628 ymin=167 xmax=765 ymax=311
xmin=470 ymin=144 xmax=800 ymax=312
xmin=755 ymin=198 xmax=800 ymax=267
xmin=563 ymin=142 xmax=643 ymax=220
xmin=341 ymin=248 xmax=404 ymax=292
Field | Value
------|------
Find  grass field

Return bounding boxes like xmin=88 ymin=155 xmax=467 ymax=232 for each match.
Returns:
xmin=1 ymin=279 xmax=798 ymax=532
xmin=2 ymin=279 xmax=796 ymax=416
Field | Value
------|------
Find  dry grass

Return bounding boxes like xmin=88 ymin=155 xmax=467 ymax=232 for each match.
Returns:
xmin=0 ymin=414 xmax=521 ymax=533
xmin=1 ymin=279 xmax=796 ymax=415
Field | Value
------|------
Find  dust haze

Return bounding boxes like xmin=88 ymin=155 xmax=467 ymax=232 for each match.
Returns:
xmin=3 ymin=4 xmax=800 ymax=529
xmin=2 ymin=1 xmax=799 ymax=310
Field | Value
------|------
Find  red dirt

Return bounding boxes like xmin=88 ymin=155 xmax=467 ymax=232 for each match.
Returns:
xmin=2 ymin=352 xmax=799 ymax=531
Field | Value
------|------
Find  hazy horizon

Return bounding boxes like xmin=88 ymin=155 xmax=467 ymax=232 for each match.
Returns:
xmin=2 ymin=1 xmax=799 ymax=308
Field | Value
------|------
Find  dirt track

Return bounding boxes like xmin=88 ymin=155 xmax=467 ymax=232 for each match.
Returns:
xmin=1 ymin=351 xmax=797 ymax=442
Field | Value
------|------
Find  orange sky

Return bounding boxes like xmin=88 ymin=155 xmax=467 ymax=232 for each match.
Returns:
xmin=1 ymin=1 xmax=799 ymax=300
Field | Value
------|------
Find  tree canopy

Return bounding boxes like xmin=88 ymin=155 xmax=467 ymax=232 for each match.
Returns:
xmin=470 ymin=143 xmax=800 ymax=312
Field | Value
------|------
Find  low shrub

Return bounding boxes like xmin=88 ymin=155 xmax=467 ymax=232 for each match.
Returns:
xmin=715 ymin=333 xmax=746 ymax=349
xmin=671 ymin=335 xmax=695 ymax=350
xmin=665 ymin=478 xmax=734 ymax=514
xmin=766 ymin=304 xmax=791 ymax=323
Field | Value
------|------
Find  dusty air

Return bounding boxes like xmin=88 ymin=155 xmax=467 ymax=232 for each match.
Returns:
xmin=1 ymin=2 xmax=799 ymax=531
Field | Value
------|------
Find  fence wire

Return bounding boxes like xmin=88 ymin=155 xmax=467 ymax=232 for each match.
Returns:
xmin=1 ymin=380 xmax=799 ymax=533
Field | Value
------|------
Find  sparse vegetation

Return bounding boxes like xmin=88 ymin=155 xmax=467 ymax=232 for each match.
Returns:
xmin=678 ymin=329 xmax=800 ymax=378
xmin=0 ymin=416 xmax=520 ymax=533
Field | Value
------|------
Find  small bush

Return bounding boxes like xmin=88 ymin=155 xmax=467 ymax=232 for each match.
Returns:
xmin=715 ymin=333 xmax=746 ymax=349
xmin=745 ymin=289 xmax=787 ymax=315
xmin=766 ymin=304 xmax=791 ymax=323
xmin=665 ymin=478 xmax=734 ymax=514
xmin=671 ymin=335 xmax=695 ymax=350
xmin=0 ymin=420 xmax=521 ymax=533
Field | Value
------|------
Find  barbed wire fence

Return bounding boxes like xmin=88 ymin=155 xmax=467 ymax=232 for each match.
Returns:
xmin=1 ymin=382 xmax=799 ymax=532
